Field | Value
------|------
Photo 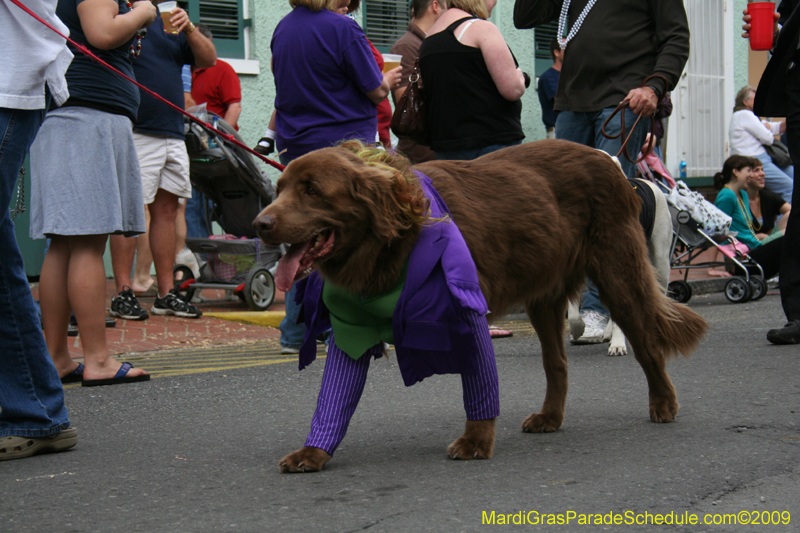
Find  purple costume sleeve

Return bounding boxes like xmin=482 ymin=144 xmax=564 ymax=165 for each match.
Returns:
xmin=461 ymin=312 xmax=501 ymax=420
xmin=304 ymin=312 xmax=499 ymax=456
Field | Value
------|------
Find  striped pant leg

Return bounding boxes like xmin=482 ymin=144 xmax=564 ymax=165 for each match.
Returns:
xmin=461 ymin=312 xmax=500 ymax=420
xmin=303 ymin=337 xmax=380 ymax=456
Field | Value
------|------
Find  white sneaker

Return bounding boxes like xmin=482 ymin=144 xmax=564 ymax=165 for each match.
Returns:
xmin=280 ymin=346 xmax=300 ymax=354
xmin=570 ymin=311 xmax=609 ymax=344
xmin=175 ymin=247 xmax=201 ymax=279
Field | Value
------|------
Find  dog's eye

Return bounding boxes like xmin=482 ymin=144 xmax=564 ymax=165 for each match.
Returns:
xmin=305 ymin=184 xmax=318 ymax=197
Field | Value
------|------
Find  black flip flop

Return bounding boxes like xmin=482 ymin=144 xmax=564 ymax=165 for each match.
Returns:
xmin=82 ymin=362 xmax=150 ymax=387
xmin=60 ymin=363 xmax=84 ymax=384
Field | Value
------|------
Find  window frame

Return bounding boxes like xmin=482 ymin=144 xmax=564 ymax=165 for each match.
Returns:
xmin=184 ymin=0 xmax=250 ymax=60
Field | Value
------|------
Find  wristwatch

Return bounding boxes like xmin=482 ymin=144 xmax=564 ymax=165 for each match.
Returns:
xmin=184 ymin=21 xmax=195 ymax=34
xmin=645 ymin=85 xmax=662 ymax=99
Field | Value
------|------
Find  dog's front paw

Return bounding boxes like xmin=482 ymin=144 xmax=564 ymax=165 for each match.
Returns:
xmin=607 ymin=343 xmax=627 ymax=356
xmin=447 ymin=419 xmax=495 ymax=460
xmin=521 ymin=412 xmax=562 ymax=433
xmin=649 ymin=397 xmax=679 ymax=423
xmin=278 ymin=446 xmax=331 ymax=473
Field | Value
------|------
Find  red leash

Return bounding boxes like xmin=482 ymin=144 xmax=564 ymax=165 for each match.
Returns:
xmin=8 ymin=0 xmax=286 ymax=172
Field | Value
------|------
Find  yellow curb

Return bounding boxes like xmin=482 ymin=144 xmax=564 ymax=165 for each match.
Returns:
xmin=204 ymin=311 xmax=284 ymax=328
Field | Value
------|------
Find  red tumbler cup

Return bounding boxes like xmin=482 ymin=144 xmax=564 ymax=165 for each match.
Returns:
xmin=749 ymin=2 xmax=776 ymax=51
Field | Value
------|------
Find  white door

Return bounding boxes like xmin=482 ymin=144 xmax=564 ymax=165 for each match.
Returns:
xmin=667 ymin=0 xmax=734 ymax=179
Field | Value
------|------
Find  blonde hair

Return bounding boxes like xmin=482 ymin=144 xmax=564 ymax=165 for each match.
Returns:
xmin=290 ymin=0 xmax=341 ymax=11
xmin=338 ymin=140 xmax=432 ymax=233
xmin=439 ymin=0 xmax=488 ymax=19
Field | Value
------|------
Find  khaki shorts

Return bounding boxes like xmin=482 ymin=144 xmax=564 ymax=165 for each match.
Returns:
xmin=133 ymin=132 xmax=192 ymax=204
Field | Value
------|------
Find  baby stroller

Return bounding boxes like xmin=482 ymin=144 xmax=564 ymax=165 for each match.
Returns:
xmin=666 ymin=197 xmax=767 ymax=305
xmin=174 ymin=107 xmax=282 ymax=311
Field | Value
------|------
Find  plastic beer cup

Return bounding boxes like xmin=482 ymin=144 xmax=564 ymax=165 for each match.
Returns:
xmin=382 ymin=54 xmax=403 ymax=73
xmin=160 ymin=1 xmax=178 ymax=34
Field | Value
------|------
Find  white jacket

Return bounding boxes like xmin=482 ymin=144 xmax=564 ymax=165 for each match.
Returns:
xmin=0 ymin=0 xmax=72 ymax=110
xmin=729 ymin=109 xmax=782 ymax=157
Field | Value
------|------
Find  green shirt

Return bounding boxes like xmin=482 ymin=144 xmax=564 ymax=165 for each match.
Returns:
xmin=321 ymin=263 xmax=408 ymax=359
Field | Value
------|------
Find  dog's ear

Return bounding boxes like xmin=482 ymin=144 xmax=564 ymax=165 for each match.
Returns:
xmin=349 ymin=162 xmax=428 ymax=243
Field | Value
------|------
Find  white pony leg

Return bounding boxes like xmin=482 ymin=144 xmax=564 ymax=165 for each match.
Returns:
xmin=607 ymin=320 xmax=627 ymax=356
xmin=604 ymin=180 xmax=671 ymax=357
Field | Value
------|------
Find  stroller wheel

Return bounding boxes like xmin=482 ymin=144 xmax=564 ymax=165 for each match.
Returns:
xmin=667 ymin=280 xmax=692 ymax=304
xmin=724 ymin=277 xmax=752 ymax=303
xmin=173 ymin=264 xmax=197 ymax=301
xmin=244 ymin=268 xmax=275 ymax=311
xmin=749 ymin=275 xmax=768 ymax=301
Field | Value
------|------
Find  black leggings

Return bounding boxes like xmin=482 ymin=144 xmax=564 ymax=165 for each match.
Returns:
xmin=732 ymin=236 xmax=784 ymax=279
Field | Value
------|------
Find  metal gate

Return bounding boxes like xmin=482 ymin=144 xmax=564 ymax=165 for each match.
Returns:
xmin=666 ymin=0 xmax=735 ymax=179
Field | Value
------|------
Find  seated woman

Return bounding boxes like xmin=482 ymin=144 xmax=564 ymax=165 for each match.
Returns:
xmin=714 ymin=155 xmax=785 ymax=280
xmin=745 ymin=157 xmax=791 ymax=240
xmin=419 ymin=0 xmax=526 ymax=160
xmin=729 ymin=85 xmax=793 ymax=203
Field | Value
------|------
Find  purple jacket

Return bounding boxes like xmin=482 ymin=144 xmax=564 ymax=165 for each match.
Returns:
xmin=295 ymin=172 xmax=488 ymax=386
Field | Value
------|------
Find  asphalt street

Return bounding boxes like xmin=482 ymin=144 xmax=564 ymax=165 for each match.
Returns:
xmin=2 ymin=291 xmax=799 ymax=533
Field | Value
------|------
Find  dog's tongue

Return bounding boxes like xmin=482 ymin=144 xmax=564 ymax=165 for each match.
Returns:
xmin=276 ymin=241 xmax=312 ymax=292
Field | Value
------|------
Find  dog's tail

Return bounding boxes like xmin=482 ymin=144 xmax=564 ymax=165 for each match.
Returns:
xmin=653 ymin=297 xmax=708 ymax=359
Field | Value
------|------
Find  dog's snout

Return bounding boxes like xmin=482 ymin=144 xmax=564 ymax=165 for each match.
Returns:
xmin=253 ymin=214 xmax=276 ymax=234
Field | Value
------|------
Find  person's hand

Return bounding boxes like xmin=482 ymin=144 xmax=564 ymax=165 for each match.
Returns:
xmin=521 ymin=70 xmax=531 ymax=88
xmin=169 ymin=7 xmax=193 ymax=33
xmin=626 ymin=86 xmax=658 ymax=117
xmin=642 ymin=132 xmax=656 ymax=155
xmin=742 ymin=6 xmax=780 ymax=40
xmin=132 ymin=0 xmax=157 ymax=28
xmin=384 ymin=66 xmax=403 ymax=91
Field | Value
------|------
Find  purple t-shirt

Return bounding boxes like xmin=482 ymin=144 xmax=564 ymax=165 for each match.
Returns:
xmin=271 ymin=7 xmax=383 ymax=160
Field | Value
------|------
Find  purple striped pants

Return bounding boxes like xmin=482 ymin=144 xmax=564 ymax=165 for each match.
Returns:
xmin=304 ymin=312 xmax=500 ymax=456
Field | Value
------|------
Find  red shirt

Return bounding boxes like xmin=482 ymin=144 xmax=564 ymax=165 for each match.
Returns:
xmin=367 ymin=40 xmax=392 ymax=147
xmin=191 ymin=60 xmax=241 ymax=124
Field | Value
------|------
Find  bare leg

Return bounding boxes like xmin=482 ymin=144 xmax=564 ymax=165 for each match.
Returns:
xmin=109 ymin=234 xmax=136 ymax=295
xmin=39 ymin=236 xmax=78 ymax=377
xmin=132 ymin=205 xmax=155 ymax=293
xmin=149 ymin=189 xmax=179 ymax=297
xmin=43 ymin=235 xmax=148 ymax=380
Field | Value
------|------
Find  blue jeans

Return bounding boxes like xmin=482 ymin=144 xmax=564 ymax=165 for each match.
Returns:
xmin=557 ymin=107 xmax=651 ymax=316
xmin=435 ymin=141 xmax=521 ymax=161
xmin=280 ymin=284 xmax=305 ymax=349
xmin=277 ymin=153 xmax=307 ymax=348
xmin=755 ymin=152 xmax=794 ymax=204
xmin=0 ymin=106 xmax=70 ymax=437
xmin=185 ymin=189 xmax=210 ymax=239
xmin=556 ymin=108 xmax=650 ymax=180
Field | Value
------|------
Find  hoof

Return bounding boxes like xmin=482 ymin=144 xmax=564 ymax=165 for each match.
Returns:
xmin=568 ymin=318 xmax=585 ymax=340
xmin=447 ymin=419 xmax=495 ymax=460
xmin=521 ymin=412 xmax=562 ymax=433
xmin=278 ymin=446 xmax=331 ymax=473
xmin=649 ymin=398 xmax=679 ymax=423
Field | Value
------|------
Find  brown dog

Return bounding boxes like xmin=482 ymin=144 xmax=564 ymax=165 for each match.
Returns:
xmin=254 ymin=140 xmax=707 ymax=472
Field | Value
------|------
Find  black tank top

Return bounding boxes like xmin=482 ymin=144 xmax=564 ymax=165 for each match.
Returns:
xmin=419 ymin=17 xmax=524 ymax=152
